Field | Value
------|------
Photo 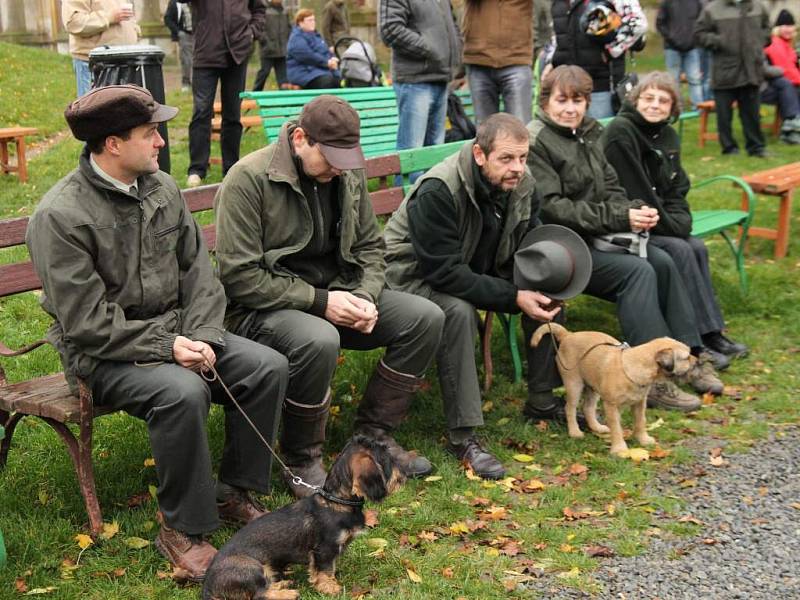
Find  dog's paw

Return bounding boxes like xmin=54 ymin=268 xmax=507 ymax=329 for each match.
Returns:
xmin=637 ymin=434 xmax=656 ymax=446
xmin=266 ymin=589 xmax=300 ymax=600
xmin=313 ymin=574 xmax=342 ymax=595
xmin=591 ymin=423 xmax=610 ymax=434
xmin=610 ymin=444 xmax=628 ymax=456
xmin=568 ymin=429 xmax=585 ymax=439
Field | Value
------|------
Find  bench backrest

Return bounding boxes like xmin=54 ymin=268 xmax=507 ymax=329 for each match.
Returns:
xmin=242 ymin=87 xmax=477 ymax=159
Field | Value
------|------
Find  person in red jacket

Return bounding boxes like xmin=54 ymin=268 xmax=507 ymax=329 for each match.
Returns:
xmin=763 ymin=9 xmax=800 ymax=141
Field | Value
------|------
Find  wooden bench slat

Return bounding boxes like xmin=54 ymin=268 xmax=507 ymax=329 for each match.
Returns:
xmin=370 ymin=188 xmax=405 ymax=215
xmin=0 ymin=261 xmax=41 ymax=297
xmin=182 ymin=184 xmax=219 ymax=213
xmin=365 ymin=154 xmax=401 ymax=179
xmin=691 ymin=209 xmax=749 ymax=237
xmin=0 ymin=216 xmax=28 ymax=248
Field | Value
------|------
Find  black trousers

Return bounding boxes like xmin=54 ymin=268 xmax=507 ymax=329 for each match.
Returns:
xmin=88 ymin=332 xmax=288 ymax=535
xmin=649 ymin=235 xmax=725 ymax=335
xmin=305 ymin=73 xmax=341 ymax=89
xmin=714 ymin=85 xmax=765 ymax=155
xmin=253 ymin=55 xmax=287 ymax=91
xmin=188 ymin=59 xmax=248 ymax=178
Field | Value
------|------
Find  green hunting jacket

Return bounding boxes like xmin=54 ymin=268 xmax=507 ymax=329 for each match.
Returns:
xmin=383 ymin=142 xmax=535 ymax=307
xmin=215 ymin=122 xmax=386 ymax=332
xmin=25 ymin=149 xmax=226 ymax=389
xmin=693 ymin=0 xmax=771 ymax=89
xmin=527 ymin=111 xmax=643 ymax=237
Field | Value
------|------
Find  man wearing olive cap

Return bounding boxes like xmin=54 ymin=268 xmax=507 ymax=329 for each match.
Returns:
xmin=383 ymin=113 xmax=590 ymax=479
xmin=214 ymin=95 xmax=445 ymax=496
xmin=26 ymin=85 xmax=289 ymax=582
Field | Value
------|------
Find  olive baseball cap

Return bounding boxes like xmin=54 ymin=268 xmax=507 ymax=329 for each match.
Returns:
xmin=298 ymin=95 xmax=366 ymax=170
xmin=64 ymin=84 xmax=178 ymax=141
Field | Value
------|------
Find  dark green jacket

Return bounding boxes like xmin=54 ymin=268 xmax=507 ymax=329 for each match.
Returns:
xmin=383 ymin=142 xmax=536 ymax=312
xmin=527 ymin=111 xmax=642 ymax=236
xmin=26 ymin=149 xmax=226 ymax=386
xmin=215 ymin=122 xmax=386 ymax=332
xmin=693 ymin=0 xmax=771 ymax=89
xmin=601 ymin=103 xmax=693 ymax=238
xmin=260 ymin=2 xmax=291 ymax=57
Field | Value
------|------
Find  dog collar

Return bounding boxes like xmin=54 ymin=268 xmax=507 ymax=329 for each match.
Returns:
xmin=315 ymin=488 xmax=365 ymax=508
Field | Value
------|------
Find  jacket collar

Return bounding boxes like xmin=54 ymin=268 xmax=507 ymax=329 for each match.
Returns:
xmin=78 ymin=146 xmax=161 ymax=201
xmin=535 ymin=108 xmax=599 ymax=139
xmin=617 ymin=101 xmax=672 ymax=136
xmin=266 ymin=122 xmax=304 ymax=193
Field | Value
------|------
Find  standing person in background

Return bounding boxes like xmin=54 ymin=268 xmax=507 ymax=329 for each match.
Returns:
xmin=62 ymin=0 xmax=139 ymax=97
xmin=550 ymin=0 xmax=647 ymax=119
xmin=164 ymin=0 xmax=194 ymax=92
xmin=656 ymin=0 xmax=705 ymax=107
xmin=182 ymin=0 xmax=266 ymax=188
xmin=321 ymin=0 xmax=350 ymax=50
xmin=533 ymin=0 xmax=554 ymax=99
xmin=462 ymin=0 xmax=535 ymax=125
xmin=253 ymin=0 xmax=292 ymax=91
xmin=286 ymin=10 xmax=341 ymax=89
xmin=694 ymin=0 xmax=770 ymax=157
xmin=378 ymin=0 xmax=461 ymax=155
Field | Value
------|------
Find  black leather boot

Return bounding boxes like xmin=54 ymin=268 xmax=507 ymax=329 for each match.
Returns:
xmin=280 ymin=393 xmax=330 ymax=498
xmin=354 ymin=360 xmax=433 ymax=478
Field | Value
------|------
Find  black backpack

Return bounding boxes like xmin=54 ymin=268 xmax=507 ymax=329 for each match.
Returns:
xmin=445 ymin=92 xmax=477 ymax=143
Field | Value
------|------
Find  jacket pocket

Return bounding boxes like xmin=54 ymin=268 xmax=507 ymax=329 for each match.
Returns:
xmin=153 ymin=222 xmax=181 ymax=253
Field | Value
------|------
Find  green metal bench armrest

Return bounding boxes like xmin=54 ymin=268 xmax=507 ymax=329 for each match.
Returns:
xmin=690 ymin=175 xmax=756 ymax=293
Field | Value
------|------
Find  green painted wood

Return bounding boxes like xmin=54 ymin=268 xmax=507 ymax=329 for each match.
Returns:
xmin=397 ymin=140 xmax=469 ymax=173
xmin=690 ymin=209 xmax=749 ymax=236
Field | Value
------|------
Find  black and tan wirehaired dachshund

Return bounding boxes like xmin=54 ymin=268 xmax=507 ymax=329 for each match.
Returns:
xmin=202 ymin=435 xmax=405 ymax=600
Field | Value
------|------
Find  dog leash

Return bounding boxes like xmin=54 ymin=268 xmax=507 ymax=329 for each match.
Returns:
xmin=200 ymin=363 xmax=361 ymax=507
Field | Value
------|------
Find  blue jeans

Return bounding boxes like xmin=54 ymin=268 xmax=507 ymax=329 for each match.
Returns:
xmin=665 ymin=48 xmax=704 ymax=108
xmin=394 ymin=82 xmax=447 ymax=150
xmin=588 ymin=91 xmax=614 ymax=119
xmin=467 ymin=64 xmax=533 ymax=124
xmin=73 ymin=58 xmax=92 ymax=97
xmin=699 ymin=49 xmax=713 ymax=102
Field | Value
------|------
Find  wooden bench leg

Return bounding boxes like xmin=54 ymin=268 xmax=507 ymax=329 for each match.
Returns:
xmin=0 ymin=140 xmax=9 ymax=175
xmin=15 ymin=136 xmax=28 ymax=183
xmin=699 ymin=110 xmax=708 ymax=148
xmin=775 ymin=191 xmax=793 ymax=259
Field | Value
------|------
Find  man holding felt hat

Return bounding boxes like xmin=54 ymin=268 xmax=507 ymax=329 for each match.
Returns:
xmin=26 ymin=85 xmax=289 ymax=582
xmin=383 ymin=113 xmax=592 ymax=479
xmin=214 ymin=95 xmax=445 ymax=496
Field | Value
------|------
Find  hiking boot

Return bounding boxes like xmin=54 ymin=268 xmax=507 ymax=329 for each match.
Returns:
xmin=698 ymin=347 xmax=730 ymax=371
xmin=523 ymin=392 xmax=590 ymax=429
xmin=702 ymin=332 xmax=749 ymax=359
xmin=780 ymin=131 xmax=800 ymax=145
xmin=154 ymin=513 xmax=217 ymax=582
xmin=216 ymin=487 xmax=268 ymax=527
xmin=646 ymin=381 xmax=701 ymax=412
xmin=447 ymin=437 xmax=506 ymax=480
xmin=354 ymin=360 xmax=433 ymax=478
xmin=683 ymin=353 xmax=724 ymax=396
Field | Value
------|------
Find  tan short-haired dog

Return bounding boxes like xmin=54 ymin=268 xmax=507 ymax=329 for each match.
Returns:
xmin=531 ymin=323 xmax=695 ymax=455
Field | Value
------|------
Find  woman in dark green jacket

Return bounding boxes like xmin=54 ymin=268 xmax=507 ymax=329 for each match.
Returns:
xmin=527 ymin=65 xmax=724 ymax=411
xmin=601 ymin=72 xmax=748 ymax=360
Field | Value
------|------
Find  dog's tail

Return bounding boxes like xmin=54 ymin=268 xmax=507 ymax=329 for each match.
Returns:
xmin=531 ymin=322 xmax=569 ymax=347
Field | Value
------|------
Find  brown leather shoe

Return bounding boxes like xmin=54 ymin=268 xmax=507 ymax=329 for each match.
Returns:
xmin=217 ymin=489 xmax=268 ymax=527
xmin=154 ymin=514 xmax=217 ymax=582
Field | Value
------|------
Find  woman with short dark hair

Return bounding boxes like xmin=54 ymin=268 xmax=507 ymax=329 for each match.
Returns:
xmin=601 ymin=71 xmax=748 ymax=361
xmin=526 ymin=65 xmax=725 ymax=414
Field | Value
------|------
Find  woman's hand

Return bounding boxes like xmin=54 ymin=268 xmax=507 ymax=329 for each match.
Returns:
xmin=327 ymin=57 xmax=339 ymax=70
xmin=628 ymin=206 xmax=659 ymax=232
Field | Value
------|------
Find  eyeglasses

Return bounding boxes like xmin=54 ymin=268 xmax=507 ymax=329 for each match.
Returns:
xmin=639 ymin=94 xmax=672 ymax=106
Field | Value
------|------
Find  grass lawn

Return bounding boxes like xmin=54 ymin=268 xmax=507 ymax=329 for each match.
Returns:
xmin=1 ymin=41 xmax=799 ymax=599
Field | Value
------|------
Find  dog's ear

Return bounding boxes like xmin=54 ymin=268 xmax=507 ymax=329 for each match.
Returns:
xmin=351 ymin=451 xmax=388 ymax=502
xmin=655 ymin=348 xmax=675 ymax=373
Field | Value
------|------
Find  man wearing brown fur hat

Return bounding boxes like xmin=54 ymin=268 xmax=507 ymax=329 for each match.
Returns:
xmin=26 ymin=85 xmax=288 ymax=582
